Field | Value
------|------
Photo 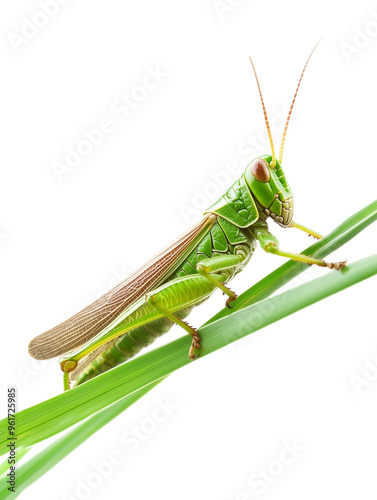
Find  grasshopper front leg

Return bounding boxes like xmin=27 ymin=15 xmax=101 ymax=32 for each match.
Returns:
xmin=254 ymin=226 xmax=346 ymax=270
xmin=290 ymin=221 xmax=323 ymax=240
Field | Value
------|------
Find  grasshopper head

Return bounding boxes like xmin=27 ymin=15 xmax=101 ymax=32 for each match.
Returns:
xmin=244 ymin=155 xmax=294 ymax=227
xmin=247 ymin=43 xmax=320 ymax=227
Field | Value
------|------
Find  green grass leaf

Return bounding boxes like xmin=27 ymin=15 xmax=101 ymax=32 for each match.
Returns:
xmin=0 ymin=380 xmax=162 ymax=499
xmin=2 ymin=255 xmax=377 ymax=499
xmin=0 ymin=200 xmax=376 ymax=497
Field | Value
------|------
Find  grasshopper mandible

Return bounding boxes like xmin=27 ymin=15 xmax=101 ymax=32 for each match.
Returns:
xmin=29 ymin=42 xmax=346 ymax=390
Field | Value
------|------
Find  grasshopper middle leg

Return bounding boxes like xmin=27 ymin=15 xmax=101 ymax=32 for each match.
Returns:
xmin=196 ymin=246 xmax=250 ymax=307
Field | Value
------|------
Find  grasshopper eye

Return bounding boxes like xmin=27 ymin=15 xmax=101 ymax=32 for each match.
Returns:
xmin=251 ymin=159 xmax=270 ymax=182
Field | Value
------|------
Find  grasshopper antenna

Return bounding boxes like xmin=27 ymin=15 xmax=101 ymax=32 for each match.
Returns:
xmin=249 ymin=56 xmax=276 ymax=168
xmin=278 ymin=39 xmax=322 ymax=165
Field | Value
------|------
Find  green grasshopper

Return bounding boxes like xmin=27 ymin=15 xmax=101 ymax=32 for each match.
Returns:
xmin=29 ymin=44 xmax=345 ymax=391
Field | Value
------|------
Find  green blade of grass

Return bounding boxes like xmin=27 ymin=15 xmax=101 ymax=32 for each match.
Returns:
xmin=3 ymin=254 xmax=377 ymax=498
xmin=0 ymin=379 xmax=163 ymax=500
xmin=0 ymin=201 xmax=376 ymax=497
xmin=1 ymin=254 xmax=376 ymax=457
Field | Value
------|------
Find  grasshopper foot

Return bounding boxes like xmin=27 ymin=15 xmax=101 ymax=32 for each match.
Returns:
xmin=189 ymin=350 xmax=201 ymax=360
xmin=308 ymin=259 xmax=347 ymax=270
xmin=222 ymin=285 xmax=238 ymax=308
xmin=225 ymin=296 xmax=237 ymax=308
xmin=183 ymin=321 xmax=200 ymax=360
xmin=328 ymin=260 xmax=347 ymax=270
xmin=189 ymin=336 xmax=201 ymax=360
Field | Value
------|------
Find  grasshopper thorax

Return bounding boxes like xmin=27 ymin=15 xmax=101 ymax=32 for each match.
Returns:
xmin=244 ymin=155 xmax=294 ymax=227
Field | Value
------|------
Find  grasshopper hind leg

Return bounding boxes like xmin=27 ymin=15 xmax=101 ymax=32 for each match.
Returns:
xmin=69 ymin=273 xmax=223 ymax=387
xmin=147 ymin=296 xmax=202 ymax=360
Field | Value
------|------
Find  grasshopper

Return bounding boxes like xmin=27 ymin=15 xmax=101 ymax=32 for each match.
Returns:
xmin=29 ymin=43 xmax=345 ymax=390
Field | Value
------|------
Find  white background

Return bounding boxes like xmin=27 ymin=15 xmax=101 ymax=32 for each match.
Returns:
xmin=1 ymin=1 xmax=377 ymax=499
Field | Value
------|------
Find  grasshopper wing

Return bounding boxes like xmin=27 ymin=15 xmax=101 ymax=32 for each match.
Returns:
xmin=29 ymin=214 xmax=216 ymax=359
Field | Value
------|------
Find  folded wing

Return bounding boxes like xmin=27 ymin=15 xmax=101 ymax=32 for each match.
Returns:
xmin=29 ymin=214 xmax=216 ymax=359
